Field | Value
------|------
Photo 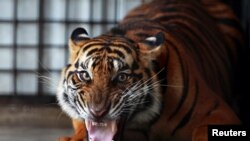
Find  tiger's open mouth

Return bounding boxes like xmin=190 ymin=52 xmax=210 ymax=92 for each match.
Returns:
xmin=85 ymin=118 xmax=126 ymax=141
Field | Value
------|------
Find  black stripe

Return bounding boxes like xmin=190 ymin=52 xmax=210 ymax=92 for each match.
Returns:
xmin=171 ymin=21 xmax=205 ymax=57
xmin=77 ymin=94 xmax=87 ymax=111
xmin=152 ymin=60 xmax=167 ymax=94
xmin=71 ymin=77 xmax=77 ymax=85
xmin=67 ymin=71 xmax=75 ymax=80
xmin=125 ymin=24 xmax=166 ymax=32
xmin=63 ymin=92 xmax=69 ymax=103
xmin=74 ymin=60 xmax=79 ymax=68
xmin=160 ymin=6 xmax=178 ymax=13
xmin=86 ymin=48 xmax=98 ymax=56
xmin=83 ymin=43 xmax=106 ymax=52
xmin=131 ymin=73 xmax=143 ymax=80
xmin=119 ymin=64 xmax=130 ymax=71
xmin=144 ymin=68 xmax=151 ymax=79
xmin=110 ymin=27 xmax=126 ymax=36
xmin=63 ymin=92 xmax=80 ymax=115
xmin=83 ymin=42 xmax=134 ymax=55
xmin=98 ymin=45 xmax=112 ymax=53
xmin=170 ymin=3 xmax=234 ymax=73
xmin=151 ymin=60 xmax=161 ymax=74
xmin=80 ymin=62 xmax=87 ymax=69
xmin=167 ymin=38 xmax=188 ymax=120
xmin=167 ymin=21 xmax=225 ymax=94
xmin=226 ymin=34 xmax=243 ymax=66
xmin=75 ymin=96 xmax=85 ymax=114
xmin=171 ymin=21 xmax=211 ymax=78
xmin=67 ymin=85 xmax=77 ymax=91
xmin=144 ymin=89 xmax=153 ymax=108
xmin=171 ymin=81 xmax=199 ymax=135
xmin=111 ymin=44 xmax=133 ymax=54
xmin=75 ymin=50 xmax=80 ymax=57
xmin=131 ymin=61 xmax=139 ymax=71
xmin=135 ymin=33 xmax=152 ymax=39
xmin=205 ymin=101 xmax=219 ymax=116
xmin=113 ymin=49 xmax=125 ymax=58
xmin=154 ymin=15 xmax=198 ymax=24
xmin=65 ymin=64 xmax=71 ymax=71
xmin=92 ymin=58 xmax=101 ymax=69
xmin=216 ymin=18 xmax=243 ymax=33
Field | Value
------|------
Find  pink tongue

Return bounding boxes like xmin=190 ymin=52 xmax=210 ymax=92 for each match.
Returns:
xmin=85 ymin=120 xmax=117 ymax=141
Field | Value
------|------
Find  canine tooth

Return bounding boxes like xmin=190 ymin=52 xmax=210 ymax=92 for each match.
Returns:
xmin=111 ymin=121 xmax=116 ymax=132
xmin=85 ymin=120 xmax=89 ymax=130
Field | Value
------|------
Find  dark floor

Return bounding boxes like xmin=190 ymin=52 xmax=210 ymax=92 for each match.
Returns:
xmin=0 ymin=104 xmax=74 ymax=141
xmin=0 ymin=126 xmax=73 ymax=141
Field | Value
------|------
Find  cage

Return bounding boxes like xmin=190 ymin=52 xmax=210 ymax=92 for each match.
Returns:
xmin=0 ymin=0 xmax=150 ymax=98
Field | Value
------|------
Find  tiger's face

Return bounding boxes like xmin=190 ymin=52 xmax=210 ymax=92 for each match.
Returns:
xmin=57 ymin=28 xmax=165 ymax=141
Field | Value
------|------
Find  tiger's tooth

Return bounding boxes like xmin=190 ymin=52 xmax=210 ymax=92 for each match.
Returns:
xmin=92 ymin=121 xmax=97 ymax=126
xmin=100 ymin=122 xmax=107 ymax=127
xmin=85 ymin=120 xmax=89 ymax=130
xmin=111 ymin=121 xmax=117 ymax=132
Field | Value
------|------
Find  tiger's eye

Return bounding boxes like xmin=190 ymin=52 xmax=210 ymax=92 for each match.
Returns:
xmin=78 ymin=71 xmax=91 ymax=82
xmin=117 ymin=73 xmax=128 ymax=82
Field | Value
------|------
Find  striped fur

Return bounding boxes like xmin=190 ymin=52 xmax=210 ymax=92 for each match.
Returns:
xmin=57 ymin=0 xmax=243 ymax=141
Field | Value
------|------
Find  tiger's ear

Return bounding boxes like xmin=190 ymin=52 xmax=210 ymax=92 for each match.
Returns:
xmin=68 ymin=27 xmax=90 ymax=63
xmin=138 ymin=32 xmax=165 ymax=58
xmin=69 ymin=27 xmax=90 ymax=48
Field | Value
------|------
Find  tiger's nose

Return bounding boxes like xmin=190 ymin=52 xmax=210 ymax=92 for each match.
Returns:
xmin=89 ymin=107 xmax=108 ymax=119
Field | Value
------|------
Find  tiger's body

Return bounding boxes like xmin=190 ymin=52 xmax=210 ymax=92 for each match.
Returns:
xmin=57 ymin=0 xmax=243 ymax=141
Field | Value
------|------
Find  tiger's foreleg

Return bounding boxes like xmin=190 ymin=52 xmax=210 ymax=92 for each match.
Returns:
xmin=58 ymin=119 xmax=87 ymax=141
xmin=191 ymin=102 xmax=241 ymax=141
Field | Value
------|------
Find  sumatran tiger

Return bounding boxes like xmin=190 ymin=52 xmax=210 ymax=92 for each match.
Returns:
xmin=57 ymin=0 xmax=244 ymax=141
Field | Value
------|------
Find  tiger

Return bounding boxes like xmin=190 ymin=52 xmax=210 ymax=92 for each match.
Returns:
xmin=57 ymin=0 xmax=244 ymax=141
